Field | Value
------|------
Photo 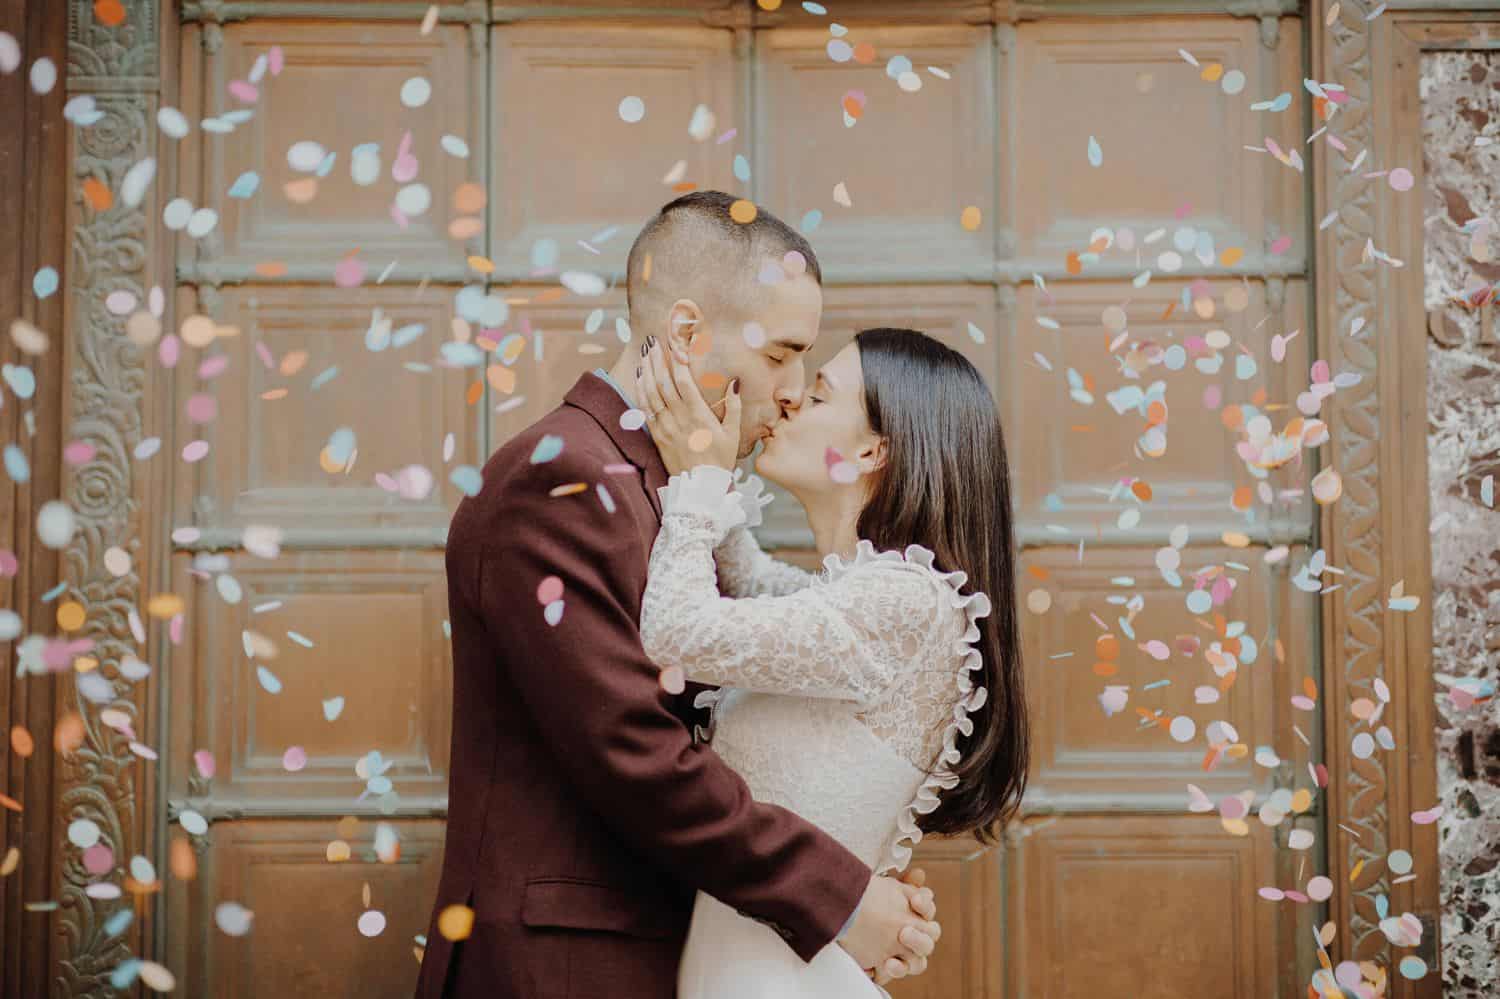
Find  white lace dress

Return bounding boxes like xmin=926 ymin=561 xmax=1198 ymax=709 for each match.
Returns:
xmin=640 ymin=466 xmax=991 ymax=999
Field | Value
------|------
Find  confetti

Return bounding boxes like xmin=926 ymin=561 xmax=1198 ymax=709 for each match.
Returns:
xmin=618 ymin=96 xmax=645 ymax=123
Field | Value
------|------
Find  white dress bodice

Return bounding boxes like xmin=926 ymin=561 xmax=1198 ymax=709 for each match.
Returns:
xmin=640 ymin=466 xmax=991 ymax=878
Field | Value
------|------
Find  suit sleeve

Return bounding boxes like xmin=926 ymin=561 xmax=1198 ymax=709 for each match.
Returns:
xmin=471 ymin=453 xmax=870 ymax=962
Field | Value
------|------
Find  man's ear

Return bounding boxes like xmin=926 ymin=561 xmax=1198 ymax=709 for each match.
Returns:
xmin=665 ymin=299 xmax=704 ymax=355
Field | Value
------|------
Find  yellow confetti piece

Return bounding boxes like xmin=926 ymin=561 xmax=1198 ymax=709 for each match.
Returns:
xmin=729 ymin=199 xmax=758 ymax=224
xmin=960 ymin=206 xmax=982 ymax=231
xmin=1349 ymin=857 xmax=1365 ymax=882
xmin=1219 ymin=247 xmax=1245 ymax=267
xmin=757 ymin=0 xmax=782 ymax=9
xmin=326 ymin=840 xmax=352 ymax=863
xmin=1026 ymin=589 xmax=1052 ymax=614
xmin=1291 ymin=788 xmax=1313 ymax=813
xmin=0 ymin=846 xmax=18 ymax=876
xmin=169 ymin=837 xmax=197 ymax=880
xmin=146 ymin=594 xmax=184 ymax=619
xmin=56 ymin=601 xmax=86 ymax=632
xmin=1222 ymin=531 xmax=1251 ymax=548
xmin=1200 ymin=63 xmax=1224 ymax=82
xmin=549 ymin=483 xmax=588 ymax=497
xmin=438 ymin=904 xmax=476 ymax=941
xmin=73 ymin=656 xmax=98 ymax=673
xmin=467 ymin=255 xmax=494 ymax=275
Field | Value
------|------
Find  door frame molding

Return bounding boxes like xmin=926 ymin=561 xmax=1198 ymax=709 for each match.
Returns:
xmin=20 ymin=0 xmax=1475 ymax=994
xmin=1309 ymin=6 xmax=1500 ymax=994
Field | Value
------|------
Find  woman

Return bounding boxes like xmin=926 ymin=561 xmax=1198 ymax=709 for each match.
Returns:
xmin=634 ymin=327 xmax=1029 ymax=997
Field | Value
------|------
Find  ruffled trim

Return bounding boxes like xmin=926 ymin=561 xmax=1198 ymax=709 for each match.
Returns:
xmin=728 ymin=469 xmax=774 ymax=529
xmin=824 ymin=540 xmax=992 ymax=875
xmin=656 ymin=466 xmax=747 ymax=535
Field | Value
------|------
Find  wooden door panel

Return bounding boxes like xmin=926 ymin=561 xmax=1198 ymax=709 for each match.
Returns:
xmin=755 ymin=25 xmax=995 ymax=278
xmin=206 ymin=21 xmax=478 ymax=271
xmin=185 ymin=550 xmax=451 ymax=812
xmin=1019 ymin=544 xmax=1278 ymax=806
xmin=485 ymin=288 xmax=631 ymax=448
xmin=1008 ymin=815 xmax=1276 ymax=999
xmin=1013 ymin=17 xmax=1303 ymax=269
xmin=186 ymin=819 xmax=444 ymax=998
xmin=1010 ymin=278 xmax=1311 ymax=534
xmin=490 ymin=23 xmax=738 ymax=277
xmin=887 ymin=837 xmax=1005 ymax=999
xmin=182 ymin=286 xmax=478 ymax=531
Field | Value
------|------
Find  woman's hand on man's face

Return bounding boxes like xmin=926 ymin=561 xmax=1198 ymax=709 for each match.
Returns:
xmin=635 ymin=336 xmax=742 ymax=476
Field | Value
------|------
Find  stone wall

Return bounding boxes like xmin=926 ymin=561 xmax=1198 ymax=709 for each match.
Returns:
xmin=1420 ymin=49 xmax=1500 ymax=998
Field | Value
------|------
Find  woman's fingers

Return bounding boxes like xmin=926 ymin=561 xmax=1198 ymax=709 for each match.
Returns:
xmin=648 ymin=339 xmax=680 ymax=403
xmin=636 ymin=346 xmax=664 ymax=418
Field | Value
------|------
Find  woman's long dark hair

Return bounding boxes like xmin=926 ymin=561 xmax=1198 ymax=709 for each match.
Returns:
xmin=853 ymin=328 xmax=1029 ymax=843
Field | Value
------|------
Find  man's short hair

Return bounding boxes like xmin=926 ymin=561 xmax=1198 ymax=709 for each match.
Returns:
xmin=624 ymin=191 xmax=822 ymax=328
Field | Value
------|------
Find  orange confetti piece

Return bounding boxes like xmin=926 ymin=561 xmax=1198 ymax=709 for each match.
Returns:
xmin=254 ymin=261 xmax=288 ymax=278
xmin=841 ymin=96 xmax=864 ymax=119
xmin=82 ymin=177 xmax=114 ymax=212
xmin=671 ymin=182 xmax=697 ymax=193
xmin=757 ymin=0 xmax=782 ymax=9
xmin=439 ymin=904 xmax=476 ymax=941
xmin=448 ymin=218 xmax=483 ymax=241
xmin=1065 ymin=251 xmax=1083 ymax=275
xmin=1025 ymin=564 xmax=1050 ymax=581
xmin=1220 ymin=247 xmax=1245 ymax=267
xmin=487 ymin=364 xmax=516 ymax=395
xmin=1131 ymin=480 xmax=1153 ymax=502
xmin=729 ymin=199 xmax=758 ymax=224
xmin=452 ymin=183 xmax=486 ymax=215
xmin=465 ymin=381 xmax=484 ymax=406
xmin=284 ymin=178 xmax=319 ymax=204
xmin=467 ymin=255 xmax=495 ymax=275
xmin=1302 ymin=676 xmax=1318 ymax=701
xmin=169 ymin=837 xmax=197 ymax=881
xmin=94 ymin=0 xmax=126 ymax=26
xmin=960 ymin=206 xmax=982 ymax=231
xmin=1161 ymin=303 xmax=1177 ymax=321
xmin=10 ymin=726 xmax=34 ymax=758
xmin=549 ymin=483 xmax=588 ymax=498
xmin=146 ymin=594 xmax=184 ymax=618
xmin=699 ymin=371 xmax=727 ymax=391
xmin=533 ymin=287 xmax=565 ymax=304
xmin=260 ymin=388 xmax=289 ymax=401
xmin=1092 ymin=662 xmax=1118 ymax=677
xmin=55 ymin=713 xmax=85 ymax=754
xmin=852 ymin=42 xmax=876 ymax=64
xmin=56 ymin=601 xmax=86 ymax=632
xmin=0 ymin=794 xmax=21 ymax=813
xmin=1095 ymin=634 xmax=1120 ymax=661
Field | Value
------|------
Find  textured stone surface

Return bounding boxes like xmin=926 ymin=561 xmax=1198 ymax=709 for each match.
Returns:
xmin=1420 ymin=50 xmax=1500 ymax=999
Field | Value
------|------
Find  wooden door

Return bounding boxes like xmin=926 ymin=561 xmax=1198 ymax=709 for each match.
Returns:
xmin=155 ymin=2 xmax=1320 ymax=996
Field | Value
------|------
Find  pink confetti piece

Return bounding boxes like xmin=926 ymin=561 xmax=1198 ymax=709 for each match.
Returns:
xmin=536 ymin=575 xmax=563 ymax=605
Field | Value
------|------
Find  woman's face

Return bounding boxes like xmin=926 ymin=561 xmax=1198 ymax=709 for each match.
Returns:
xmin=753 ymin=343 xmax=884 ymax=497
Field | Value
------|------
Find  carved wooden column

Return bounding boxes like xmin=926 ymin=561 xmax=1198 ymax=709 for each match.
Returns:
xmin=52 ymin=0 xmax=165 ymax=994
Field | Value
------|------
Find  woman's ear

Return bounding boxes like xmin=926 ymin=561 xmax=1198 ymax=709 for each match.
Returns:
xmin=855 ymin=437 xmax=888 ymax=475
xmin=666 ymin=299 xmax=704 ymax=356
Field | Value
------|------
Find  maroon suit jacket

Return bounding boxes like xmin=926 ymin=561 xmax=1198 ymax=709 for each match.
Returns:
xmin=415 ymin=373 xmax=871 ymax=999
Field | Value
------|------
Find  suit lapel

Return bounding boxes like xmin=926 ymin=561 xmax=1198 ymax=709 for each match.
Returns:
xmin=563 ymin=372 xmax=667 ymax=522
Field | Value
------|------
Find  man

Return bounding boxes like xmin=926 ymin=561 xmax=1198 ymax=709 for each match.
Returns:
xmin=415 ymin=191 xmax=939 ymax=999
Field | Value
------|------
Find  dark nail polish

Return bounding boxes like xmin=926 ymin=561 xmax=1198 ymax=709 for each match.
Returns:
xmin=729 ymin=378 xmax=740 ymax=394
xmin=636 ymin=366 xmax=641 ymax=378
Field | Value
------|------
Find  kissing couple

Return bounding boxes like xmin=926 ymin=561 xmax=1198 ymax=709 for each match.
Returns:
xmin=416 ymin=191 xmax=1031 ymax=998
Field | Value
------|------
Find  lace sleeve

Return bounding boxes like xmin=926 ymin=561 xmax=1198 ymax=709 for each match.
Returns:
xmin=643 ymin=467 xmax=938 ymax=704
xmin=713 ymin=471 xmax=817 ymax=597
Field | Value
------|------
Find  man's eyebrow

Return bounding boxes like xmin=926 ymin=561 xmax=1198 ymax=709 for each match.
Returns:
xmin=770 ymin=339 xmax=811 ymax=352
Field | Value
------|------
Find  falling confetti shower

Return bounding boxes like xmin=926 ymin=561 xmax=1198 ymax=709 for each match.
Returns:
xmin=0 ymin=2 xmax=1490 ymax=996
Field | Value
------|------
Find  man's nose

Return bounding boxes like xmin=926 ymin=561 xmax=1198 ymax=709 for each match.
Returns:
xmin=775 ymin=369 xmax=806 ymax=413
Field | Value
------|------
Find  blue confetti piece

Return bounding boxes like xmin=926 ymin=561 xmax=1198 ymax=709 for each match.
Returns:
xmin=227 ymin=171 xmax=260 ymax=199
xmin=326 ymin=427 xmax=356 ymax=465
xmin=530 ymin=435 xmax=564 ymax=465
xmin=802 ymin=1 xmax=827 ymax=12
xmin=1141 ymin=679 xmax=1172 ymax=691
xmin=41 ymin=582 xmax=68 ymax=602
xmin=1235 ymin=354 xmax=1258 ymax=380
xmin=110 ymin=960 xmax=142 ymax=989
xmin=3 ymin=444 xmax=29 ymax=483
xmin=391 ymin=322 xmax=426 ymax=349
xmin=315 ymin=151 xmax=337 ymax=178
xmin=1042 ymin=493 xmax=1065 ymax=512
xmin=1087 ymin=136 xmax=1103 ymax=168
xmin=801 ymin=209 xmax=822 ymax=233
xmin=104 ymin=910 xmax=134 ymax=938
xmin=2 ymin=363 xmax=36 ymax=400
xmin=440 ymin=341 xmax=485 ymax=368
xmin=309 ymin=365 xmax=339 ymax=390
xmin=256 ymin=665 xmax=282 ymax=694
xmin=451 ymin=465 xmax=483 ymax=497
xmin=733 ymin=154 xmax=750 ymax=182
xmin=32 ymin=267 xmax=59 ymax=299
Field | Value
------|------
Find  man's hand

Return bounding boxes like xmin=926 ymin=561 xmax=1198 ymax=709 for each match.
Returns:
xmin=837 ymin=870 xmax=940 ymax=983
